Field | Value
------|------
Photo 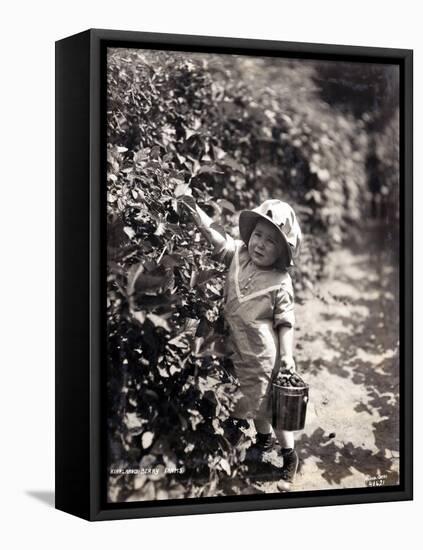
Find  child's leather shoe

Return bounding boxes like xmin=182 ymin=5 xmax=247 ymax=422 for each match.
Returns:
xmin=277 ymin=448 xmax=299 ymax=492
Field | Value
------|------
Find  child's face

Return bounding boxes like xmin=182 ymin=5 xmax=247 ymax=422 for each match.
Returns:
xmin=248 ymin=220 xmax=282 ymax=268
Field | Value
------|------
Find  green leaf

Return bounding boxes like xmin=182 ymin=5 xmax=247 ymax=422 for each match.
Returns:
xmin=212 ymin=145 xmax=226 ymax=160
xmin=125 ymin=412 xmax=145 ymax=436
xmin=196 ymin=269 xmax=220 ymax=286
xmin=134 ymin=148 xmax=150 ymax=163
xmin=134 ymin=293 xmax=178 ymax=310
xmin=182 ymin=124 xmax=197 ymax=140
xmin=123 ymin=226 xmax=136 ymax=239
xmin=146 ymin=313 xmax=171 ymax=331
xmin=189 ymin=270 xmax=198 ymax=288
xmin=159 ymin=253 xmax=184 ymax=268
xmin=174 ymin=182 xmax=192 ymax=198
xmin=198 ymin=164 xmax=224 ymax=175
xmin=131 ymin=310 xmax=146 ymax=326
xmin=216 ymin=199 xmax=236 ymax=214
xmin=141 ymin=431 xmax=154 ymax=449
xmin=219 ymin=156 xmax=245 ymax=173
xmin=126 ymin=262 xmax=145 ymax=296
xmin=167 ymin=334 xmax=189 ymax=349
xmin=133 ymin=271 xmax=171 ymax=294
xmin=154 ymin=221 xmax=166 ymax=236
xmin=219 ymin=458 xmax=231 ymax=476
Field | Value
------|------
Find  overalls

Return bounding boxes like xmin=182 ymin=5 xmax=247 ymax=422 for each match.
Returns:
xmin=219 ymin=241 xmax=295 ymax=420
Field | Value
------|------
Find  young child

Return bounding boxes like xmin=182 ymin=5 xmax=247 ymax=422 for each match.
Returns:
xmin=181 ymin=197 xmax=302 ymax=490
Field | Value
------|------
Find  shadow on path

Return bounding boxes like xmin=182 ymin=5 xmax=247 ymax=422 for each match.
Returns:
xmin=293 ymin=221 xmax=400 ymax=488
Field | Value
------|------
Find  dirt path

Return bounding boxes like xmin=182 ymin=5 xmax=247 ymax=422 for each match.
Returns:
xmin=243 ymin=221 xmax=400 ymax=493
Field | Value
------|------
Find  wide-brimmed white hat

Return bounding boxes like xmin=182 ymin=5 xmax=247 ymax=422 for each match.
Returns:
xmin=239 ymin=199 xmax=302 ymax=267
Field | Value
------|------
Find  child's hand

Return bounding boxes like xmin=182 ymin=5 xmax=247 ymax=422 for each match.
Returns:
xmin=178 ymin=196 xmax=227 ymax=251
xmin=280 ymin=356 xmax=296 ymax=374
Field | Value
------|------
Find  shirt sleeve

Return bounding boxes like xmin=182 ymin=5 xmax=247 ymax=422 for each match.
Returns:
xmin=273 ymin=282 xmax=295 ymax=328
xmin=211 ymin=235 xmax=242 ymax=269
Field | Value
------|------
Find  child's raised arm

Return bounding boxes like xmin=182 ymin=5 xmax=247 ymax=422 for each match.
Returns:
xmin=179 ymin=196 xmax=227 ymax=256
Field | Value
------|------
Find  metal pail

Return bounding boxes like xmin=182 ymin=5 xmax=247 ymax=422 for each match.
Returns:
xmin=272 ymin=382 xmax=309 ymax=431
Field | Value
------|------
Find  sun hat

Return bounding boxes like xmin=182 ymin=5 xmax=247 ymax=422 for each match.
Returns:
xmin=239 ymin=199 xmax=302 ymax=267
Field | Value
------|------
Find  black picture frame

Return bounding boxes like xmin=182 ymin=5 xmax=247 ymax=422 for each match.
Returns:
xmin=55 ymin=28 xmax=413 ymax=521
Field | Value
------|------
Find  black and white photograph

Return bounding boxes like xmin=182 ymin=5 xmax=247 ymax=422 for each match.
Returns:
xmin=105 ymin=46 xmax=401 ymax=503
xmin=1 ymin=0 xmax=420 ymax=542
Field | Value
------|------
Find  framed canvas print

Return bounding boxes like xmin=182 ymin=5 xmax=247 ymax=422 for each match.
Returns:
xmin=55 ymin=29 xmax=413 ymax=521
